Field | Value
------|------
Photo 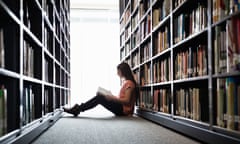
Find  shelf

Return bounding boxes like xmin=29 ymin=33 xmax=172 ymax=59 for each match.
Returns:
xmin=212 ymin=72 xmax=240 ymax=79
xmin=173 ymin=75 xmax=209 ymax=84
xmin=152 ymin=15 xmax=170 ymax=33
xmin=131 ymin=0 xmax=139 ymax=16
xmin=0 ymin=69 xmax=20 ymax=79
xmin=172 ymin=28 xmax=208 ymax=49
xmin=35 ymin=0 xmax=42 ymax=10
xmin=11 ymin=110 xmax=62 ymax=144
xmin=0 ymin=0 xmax=70 ymax=142
xmin=23 ymin=26 xmax=42 ymax=48
xmin=44 ymin=16 xmax=54 ymax=32
xmin=152 ymin=81 xmax=171 ymax=86
xmin=120 ymin=0 xmax=240 ymax=143
xmin=0 ymin=129 xmax=20 ymax=144
xmin=212 ymin=126 xmax=240 ymax=140
xmin=131 ymin=23 xmax=139 ymax=34
xmin=152 ymin=48 xmax=171 ymax=60
xmin=0 ymin=1 xmax=20 ymax=21
xmin=23 ymin=76 xmax=42 ymax=84
xmin=212 ymin=10 xmax=240 ymax=27
xmin=172 ymin=0 xmax=188 ymax=15
xmin=173 ymin=115 xmax=210 ymax=129
xmin=139 ymin=9 xmax=151 ymax=24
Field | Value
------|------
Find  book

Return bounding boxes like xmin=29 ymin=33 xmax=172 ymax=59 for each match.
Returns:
xmin=175 ymin=87 xmax=205 ymax=121
xmin=226 ymin=77 xmax=235 ymax=130
xmin=96 ymin=87 xmax=112 ymax=96
xmin=44 ymin=89 xmax=49 ymax=114
xmin=23 ymin=40 xmax=34 ymax=77
xmin=23 ymin=85 xmax=35 ymax=125
xmin=153 ymin=90 xmax=159 ymax=111
xmin=238 ymin=84 xmax=240 ymax=130
xmin=237 ymin=17 xmax=240 ymax=71
xmin=45 ymin=59 xmax=49 ymax=82
xmin=0 ymin=88 xmax=3 ymax=136
xmin=0 ymin=85 xmax=7 ymax=136
xmin=0 ymin=29 xmax=4 ymax=68
xmin=217 ymin=78 xmax=225 ymax=127
xmin=226 ymin=17 xmax=238 ymax=73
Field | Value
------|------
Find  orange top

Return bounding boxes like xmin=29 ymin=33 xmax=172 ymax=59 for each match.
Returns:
xmin=119 ymin=80 xmax=136 ymax=115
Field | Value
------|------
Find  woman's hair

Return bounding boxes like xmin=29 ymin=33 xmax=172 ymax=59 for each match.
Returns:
xmin=117 ymin=62 xmax=136 ymax=85
xmin=117 ymin=62 xmax=140 ymax=101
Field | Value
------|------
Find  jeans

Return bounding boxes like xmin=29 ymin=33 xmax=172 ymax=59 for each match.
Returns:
xmin=79 ymin=94 xmax=124 ymax=116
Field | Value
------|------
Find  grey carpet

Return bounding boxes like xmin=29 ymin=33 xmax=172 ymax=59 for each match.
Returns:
xmin=31 ymin=113 xmax=202 ymax=144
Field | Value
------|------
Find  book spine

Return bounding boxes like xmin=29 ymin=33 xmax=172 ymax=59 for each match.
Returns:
xmin=175 ymin=87 xmax=205 ymax=121
xmin=0 ymin=29 xmax=4 ymax=68
xmin=237 ymin=84 xmax=240 ymax=130
xmin=3 ymin=87 xmax=7 ymax=135
xmin=2 ymin=30 xmax=5 ymax=68
xmin=0 ymin=89 xmax=3 ymax=136
xmin=0 ymin=86 xmax=7 ymax=136
xmin=217 ymin=79 xmax=225 ymax=127
xmin=234 ymin=78 xmax=238 ymax=130
xmin=153 ymin=90 xmax=159 ymax=111
xmin=226 ymin=77 xmax=235 ymax=130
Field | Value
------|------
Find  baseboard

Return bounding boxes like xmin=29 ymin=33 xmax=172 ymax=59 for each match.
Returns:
xmin=136 ymin=109 xmax=240 ymax=144
xmin=9 ymin=111 xmax=62 ymax=144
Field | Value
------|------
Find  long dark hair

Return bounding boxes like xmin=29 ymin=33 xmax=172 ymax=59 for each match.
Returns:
xmin=117 ymin=62 xmax=140 ymax=101
xmin=117 ymin=62 xmax=136 ymax=85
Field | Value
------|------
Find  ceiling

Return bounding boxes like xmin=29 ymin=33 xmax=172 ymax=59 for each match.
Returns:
xmin=70 ymin=0 xmax=119 ymax=10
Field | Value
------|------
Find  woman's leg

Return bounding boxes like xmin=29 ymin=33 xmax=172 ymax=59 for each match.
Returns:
xmin=79 ymin=94 xmax=124 ymax=116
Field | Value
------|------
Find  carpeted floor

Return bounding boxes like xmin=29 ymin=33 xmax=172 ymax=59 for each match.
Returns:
xmin=31 ymin=108 xmax=203 ymax=144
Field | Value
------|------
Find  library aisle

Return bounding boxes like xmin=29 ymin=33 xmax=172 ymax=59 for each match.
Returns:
xmin=32 ymin=107 xmax=203 ymax=144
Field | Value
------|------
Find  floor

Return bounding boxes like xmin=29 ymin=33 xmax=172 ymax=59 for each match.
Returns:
xmin=31 ymin=106 xmax=203 ymax=144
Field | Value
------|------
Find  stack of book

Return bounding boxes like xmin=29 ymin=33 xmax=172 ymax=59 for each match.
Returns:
xmin=214 ymin=17 xmax=240 ymax=74
xmin=216 ymin=77 xmax=240 ymax=131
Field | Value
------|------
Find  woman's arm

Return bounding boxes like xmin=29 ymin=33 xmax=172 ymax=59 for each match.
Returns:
xmin=105 ymin=87 xmax=134 ymax=104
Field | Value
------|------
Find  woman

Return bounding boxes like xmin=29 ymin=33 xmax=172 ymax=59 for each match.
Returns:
xmin=63 ymin=62 xmax=138 ymax=116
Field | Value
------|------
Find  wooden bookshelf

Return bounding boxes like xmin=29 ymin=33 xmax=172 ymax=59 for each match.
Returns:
xmin=119 ymin=0 xmax=240 ymax=144
xmin=0 ymin=0 xmax=70 ymax=143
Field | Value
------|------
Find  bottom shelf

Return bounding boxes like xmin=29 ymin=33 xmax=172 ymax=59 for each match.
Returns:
xmin=136 ymin=108 xmax=240 ymax=144
xmin=0 ymin=110 xmax=63 ymax=144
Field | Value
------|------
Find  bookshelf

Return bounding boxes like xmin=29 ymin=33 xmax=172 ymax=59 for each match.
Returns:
xmin=0 ymin=0 xmax=70 ymax=143
xmin=119 ymin=0 xmax=240 ymax=144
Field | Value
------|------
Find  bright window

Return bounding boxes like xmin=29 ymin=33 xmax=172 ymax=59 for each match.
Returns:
xmin=70 ymin=8 xmax=120 ymax=105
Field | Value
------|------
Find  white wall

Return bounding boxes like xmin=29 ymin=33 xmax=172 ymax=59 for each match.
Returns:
xmin=70 ymin=8 xmax=120 ymax=105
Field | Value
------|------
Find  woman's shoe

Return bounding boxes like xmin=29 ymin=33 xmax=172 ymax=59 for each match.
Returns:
xmin=63 ymin=104 xmax=81 ymax=117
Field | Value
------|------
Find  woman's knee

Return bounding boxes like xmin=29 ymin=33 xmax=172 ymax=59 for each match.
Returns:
xmin=96 ymin=94 xmax=106 ymax=101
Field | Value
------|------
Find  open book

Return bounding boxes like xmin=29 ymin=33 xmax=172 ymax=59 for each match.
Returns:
xmin=96 ymin=87 xmax=112 ymax=96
